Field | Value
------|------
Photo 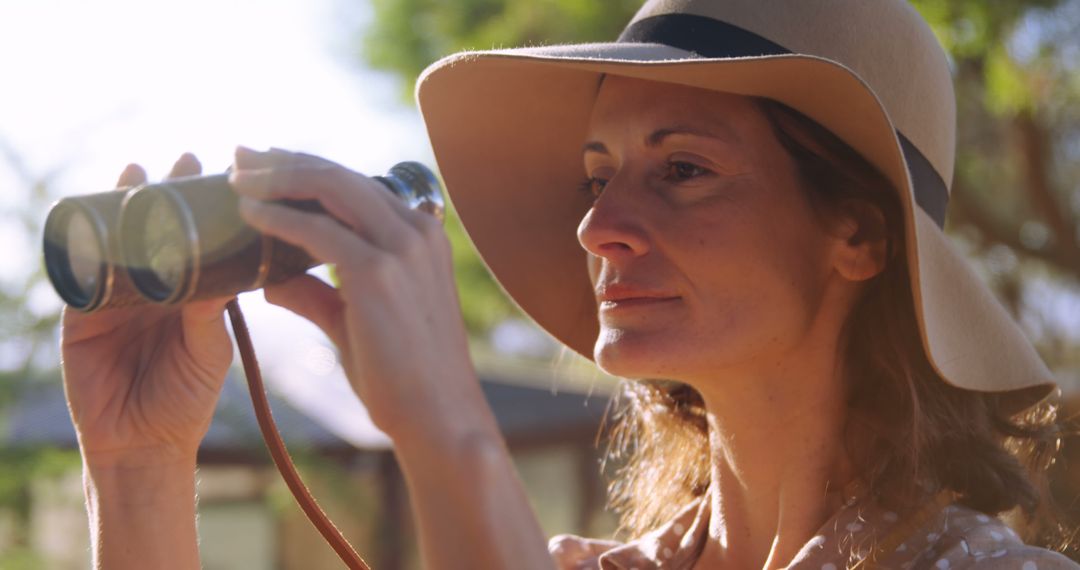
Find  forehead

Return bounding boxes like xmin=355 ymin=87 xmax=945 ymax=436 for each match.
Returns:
xmin=586 ymin=75 xmax=766 ymax=143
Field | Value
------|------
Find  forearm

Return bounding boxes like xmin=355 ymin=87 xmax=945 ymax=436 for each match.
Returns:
xmin=83 ymin=453 xmax=200 ymax=570
xmin=394 ymin=416 xmax=554 ymax=570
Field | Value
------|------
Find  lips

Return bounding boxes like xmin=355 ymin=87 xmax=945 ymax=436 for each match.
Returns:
xmin=596 ymin=283 xmax=680 ymax=308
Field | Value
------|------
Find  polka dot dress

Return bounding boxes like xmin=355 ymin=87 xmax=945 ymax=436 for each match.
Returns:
xmin=549 ymin=494 xmax=1079 ymax=569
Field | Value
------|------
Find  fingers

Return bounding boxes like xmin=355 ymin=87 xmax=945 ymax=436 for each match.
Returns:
xmin=168 ymin=153 xmax=202 ymax=179
xmin=233 ymin=165 xmax=421 ymax=250
xmin=116 ymin=164 xmax=148 ymax=189
xmin=235 ymin=145 xmax=331 ymax=170
xmin=231 ymin=146 xmax=434 ymax=242
xmin=238 ymin=197 xmax=378 ymax=267
xmin=179 ymin=297 xmax=233 ymax=375
xmin=115 ymin=152 xmax=200 ymax=192
xmin=263 ymin=275 xmax=346 ymax=347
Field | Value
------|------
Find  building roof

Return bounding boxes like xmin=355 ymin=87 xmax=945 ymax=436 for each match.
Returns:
xmin=1 ymin=368 xmax=610 ymax=457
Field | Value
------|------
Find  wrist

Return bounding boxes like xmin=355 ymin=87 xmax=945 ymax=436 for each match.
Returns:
xmin=82 ymin=449 xmax=201 ymax=569
xmin=81 ymin=443 xmax=197 ymax=472
xmin=390 ymin=419 xmax=508 ymax=479
xmin=83 ymin=446 xmax=198 ymax=508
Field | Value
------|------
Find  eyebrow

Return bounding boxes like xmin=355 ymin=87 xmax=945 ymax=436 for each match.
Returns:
xmin=582 ymin=124 xmax=739 ymax=155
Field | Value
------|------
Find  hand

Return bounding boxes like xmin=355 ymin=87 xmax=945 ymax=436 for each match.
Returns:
xmin=61 ymin=154 xmax=233 ymax=469
xmin=229 ymin=147 xmax=489 ymax=443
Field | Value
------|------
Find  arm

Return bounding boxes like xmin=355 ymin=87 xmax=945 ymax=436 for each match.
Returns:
xmin=61 ymin=156 xmax=233 ymax=569
xmin=83 ymin=452 xmax=199 ymax=569
xmin=392 ymin=398 xmax=554 ymax=570
xmin=231 ymin=147 xmax=554 ymax=569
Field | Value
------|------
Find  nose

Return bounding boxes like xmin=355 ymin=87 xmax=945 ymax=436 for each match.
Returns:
xmin=576 ymin=184 xmax=651 ymax=264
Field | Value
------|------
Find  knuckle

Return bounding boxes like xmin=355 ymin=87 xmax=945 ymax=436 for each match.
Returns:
xmin=417 ymin=216 xmax=447 ymax=243
xmin=398 ymin=230 xmax=428 ymax=257
xmin=366 ymin=253 xmax=400 ymax=286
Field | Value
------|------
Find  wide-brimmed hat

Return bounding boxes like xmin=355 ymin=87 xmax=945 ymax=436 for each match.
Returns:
xmin=415 ymin=0 xmax=1056 ymax=413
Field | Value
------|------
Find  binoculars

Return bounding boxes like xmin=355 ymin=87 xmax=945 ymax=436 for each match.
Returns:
xmin=43 ymin=162 xmax=444 ymax=312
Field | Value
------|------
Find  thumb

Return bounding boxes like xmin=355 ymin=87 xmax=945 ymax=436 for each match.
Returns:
xmin=263 ymin=274 xmax=346 ymax=347
xmin=180 ymin=297 xmax=233 ymax=366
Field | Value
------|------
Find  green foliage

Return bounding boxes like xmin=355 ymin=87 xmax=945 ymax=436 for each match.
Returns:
xmin=0 ymin=547 xmax=46 ymax=570
xmin=910 ymin=0 xmax=1074 ymax=114
xmin=360 ymin=0 xmax=639 ymax=337
xmin=362 ymin=0 xmax=640 ymax=97
xmin=443 ymin=203 xmax=523 ymax=335
xmin=0 ymin=448 xmax=81 ymax=512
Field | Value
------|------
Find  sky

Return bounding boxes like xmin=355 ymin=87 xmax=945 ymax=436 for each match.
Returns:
xmin=0 ymin=0 xmax=433 ymax=446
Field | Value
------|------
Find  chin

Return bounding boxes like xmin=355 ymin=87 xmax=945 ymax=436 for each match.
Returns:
xmin=593 ymin=330 xmax=690 ymax=380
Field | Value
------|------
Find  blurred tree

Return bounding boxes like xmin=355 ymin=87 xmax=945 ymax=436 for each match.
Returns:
xmin=0 ymin=140 xmax=73 ymax=568
xmin=362 ymin=0 xmax=640 ymax=98
xmin=358 ymin=0 xmax=1080 ymax=364
xmin=0 ymin=140 xmax=62 ymax=409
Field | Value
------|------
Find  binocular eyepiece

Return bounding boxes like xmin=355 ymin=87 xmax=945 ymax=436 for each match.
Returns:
xmin=43 ymin=162 xmax=444 ymax=312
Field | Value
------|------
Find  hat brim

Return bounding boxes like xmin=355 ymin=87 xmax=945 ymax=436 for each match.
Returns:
xmin=416 ymin=43 xmax=1055 ymax=414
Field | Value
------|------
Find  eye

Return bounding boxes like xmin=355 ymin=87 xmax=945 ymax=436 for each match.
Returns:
xmin=578 ymin=176 xmax=608 ymax=199
xmin=665 ymin=161 xmax=711 ymax=182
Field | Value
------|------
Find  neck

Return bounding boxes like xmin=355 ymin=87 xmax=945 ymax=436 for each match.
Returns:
xmin=690 ymin=327 xmax=855 ymax=570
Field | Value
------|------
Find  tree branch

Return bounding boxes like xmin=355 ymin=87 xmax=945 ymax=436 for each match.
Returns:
xmin=949 ymin=177 xmax=1080 ymax=280
xmin=1014 ymin=111 xmax=1080 ymax=264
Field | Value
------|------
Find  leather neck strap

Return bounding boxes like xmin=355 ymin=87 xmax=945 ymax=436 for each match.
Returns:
xmin=227 ymin=299 xmax=371 ymax=569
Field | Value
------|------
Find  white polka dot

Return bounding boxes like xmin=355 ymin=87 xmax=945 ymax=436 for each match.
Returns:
xmin=846 ymin=522 xmax=864 ymax=532
xmin=991 ymin=549 xmax=1008 ymax=558
xmin=935 ymin=558 xmax=950 ymax=569
xmin=977 ymin=514 xmax=991 ymax=523
xmin=897 ymin=543 xmax=907 ymax=552
xmin=990 ymin=530 xmax=1004 ymax=541
xmin=662 ymin=547 xmax=674 ymax=559
xmin=927 ymin=532 xmax=941 ymax=542
xmin=1023 ymin=562 xmax=1038 ymax=570
xmin=672 ymin=523 xmax=685 ymax=535
xmin=960 ymin=540 xmax=970 ymax=554
xmin=883 ymin=511 xmax=899 ymax=522
xmin=822 ymin=564 xmax=838 ymax=570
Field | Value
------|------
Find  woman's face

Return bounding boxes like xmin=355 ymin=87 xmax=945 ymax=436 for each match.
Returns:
xmin=578 ymin=76 xmax=851 ymax=383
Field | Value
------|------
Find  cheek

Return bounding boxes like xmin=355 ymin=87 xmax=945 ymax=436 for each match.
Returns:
xmin=683 ymin=211 xmax=829 ymax=360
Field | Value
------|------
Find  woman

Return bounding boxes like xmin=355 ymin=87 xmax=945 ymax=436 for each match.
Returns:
xmin=60 ymin=1 xmax=1075 ymax=569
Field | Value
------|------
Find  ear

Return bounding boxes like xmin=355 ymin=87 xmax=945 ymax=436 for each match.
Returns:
xmin=830 ymin=201 xmax=888 ymax=282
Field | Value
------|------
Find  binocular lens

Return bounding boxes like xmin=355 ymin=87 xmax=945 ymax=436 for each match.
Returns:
xmin=143 ymin=193 xmax=189 ymax=295
xmin=66 ymin=211 xmax=104 ymax=299
xmin=120 ymin=183 xmax=198 ymax=303
xmin=43 ymin=200 xmax=111 ymax=310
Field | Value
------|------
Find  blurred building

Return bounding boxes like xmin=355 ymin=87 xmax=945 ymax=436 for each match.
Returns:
xmin=1 ymin=365 xmax=615 ymax=569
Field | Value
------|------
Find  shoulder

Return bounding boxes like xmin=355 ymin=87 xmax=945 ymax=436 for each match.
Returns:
xmin=919 ymin=504 xmax=1079 ymax=569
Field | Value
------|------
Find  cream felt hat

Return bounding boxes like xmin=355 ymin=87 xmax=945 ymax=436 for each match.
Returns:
xmin=415 ymin=0 xmax=1057 ymax=412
